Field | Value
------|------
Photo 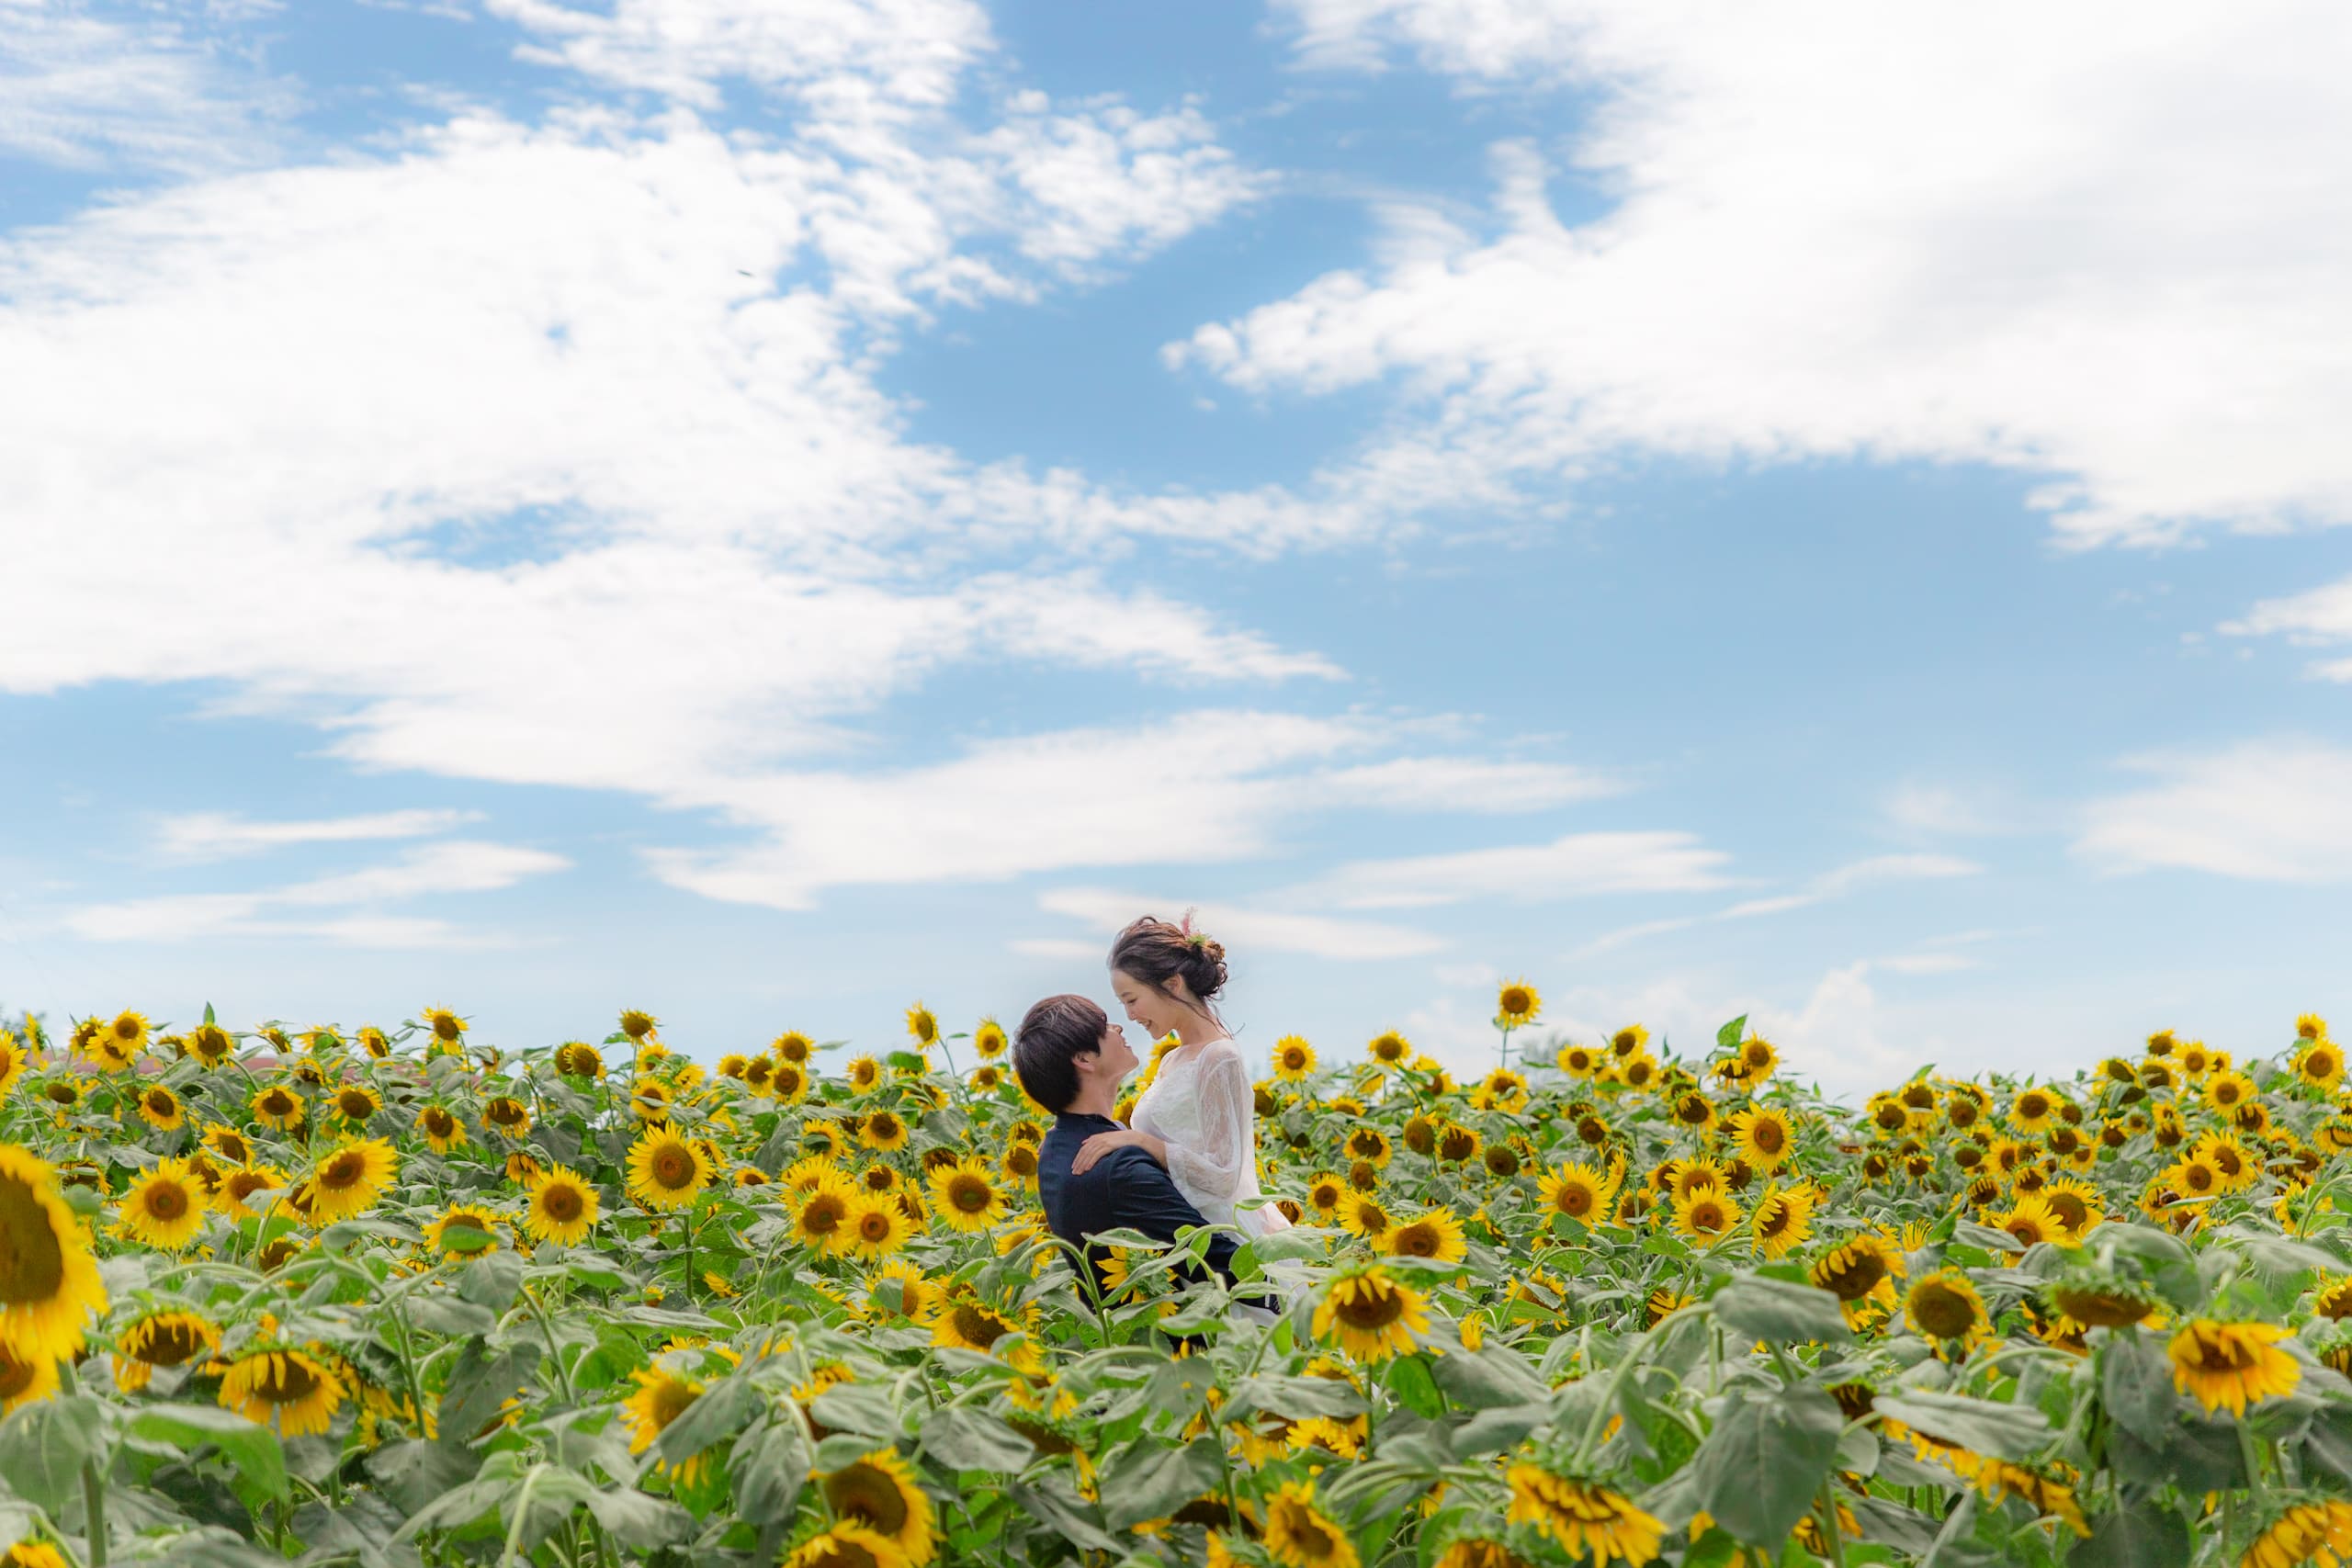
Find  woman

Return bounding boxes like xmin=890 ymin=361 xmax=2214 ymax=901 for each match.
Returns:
xmin=1068 ymin=912 xmax=1293 ymax=1240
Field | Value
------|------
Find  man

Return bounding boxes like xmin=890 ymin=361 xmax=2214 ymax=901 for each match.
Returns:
xmin=1013 ymin=993 xmax=1238 ymax=1298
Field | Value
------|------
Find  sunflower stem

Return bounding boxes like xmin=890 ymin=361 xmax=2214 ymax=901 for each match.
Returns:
xmin=57 ymin=1359 xmax=107 ymax=1568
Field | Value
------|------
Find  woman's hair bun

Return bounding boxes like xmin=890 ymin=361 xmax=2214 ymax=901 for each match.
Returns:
xmin=1109 ymin=914 xmax=1227 ymax=1001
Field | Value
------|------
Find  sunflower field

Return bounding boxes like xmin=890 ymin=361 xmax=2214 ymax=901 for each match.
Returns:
xmin=3 ymin=994 xmax=2352 ymax=1568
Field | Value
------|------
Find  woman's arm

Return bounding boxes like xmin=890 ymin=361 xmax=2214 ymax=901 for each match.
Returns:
xmin=1069 ymin=1127 xmax=1165 ymax=1176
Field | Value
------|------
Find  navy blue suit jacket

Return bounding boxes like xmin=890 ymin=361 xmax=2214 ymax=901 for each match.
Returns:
xmin=1037 ymin=1111 xmax=1238 ymax=1296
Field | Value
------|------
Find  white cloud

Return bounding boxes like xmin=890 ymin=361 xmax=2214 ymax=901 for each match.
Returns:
xmin=1307 ymin=829 xmax=1733 ymax=911
xmin=2076 ymin=739 xmax=2352 ymax=881
xmin=1883 ymin=783 xmax=2025 ymax=838
xmin=0 ymin=0 xmax=291 ymax=172
xmin=1178 ymin=4 xmax=2352 ymax=547
xmin=2222 ymin=574 xmax=2352 ymax=682
xmin=1578 ymin=852 xmax=1982 ymax=956
xmin=66 ymin=840 xmax=569 ymax=944
xmin=155 ymin=808 xmax=481 ymax=862
xmin=1035 ymin=886 xmax=1445 ymax=961
xmin=644 ymin=709 xmax=1587 ymax=908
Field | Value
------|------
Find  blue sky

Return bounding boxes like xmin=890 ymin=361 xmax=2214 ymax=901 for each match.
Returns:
xmin=6 ymin=0 xmax=2352 ymax=1093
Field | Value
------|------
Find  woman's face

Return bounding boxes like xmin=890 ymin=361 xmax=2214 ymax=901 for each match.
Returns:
xmin=1111 ymin=968 xmax=1181 ymax=1041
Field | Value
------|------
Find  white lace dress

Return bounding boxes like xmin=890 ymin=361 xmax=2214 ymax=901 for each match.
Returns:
xmin=1130 ymin=1037 xmax=1293 ymax=1240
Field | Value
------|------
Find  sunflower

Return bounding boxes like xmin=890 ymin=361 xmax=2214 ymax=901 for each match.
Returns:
xmin=865 ymin=1260 xmax=942 ymax=1324
xmin=621 ymin=1363 xmax=711 ymax=1481
xmin=416 ymin=1104 xmax=468 ymax=1154
xmin=859 ymin=1110 xmax=909 ymax=1153
xmin=820 ymin=1448 xmax=934 ymax=1565
xmin=1749 ymin=1185 xmax=1816 ymax=1258
xmin=218 ymin=1348 xmax=345 ymax=1437
xmin=93 ymin=1011 xmax=149 ymax=1072
xmin=932 ymin=1297 xmax=1038 ymax=1371
xmin=330 ymin=1084 xmax=382 ymax=1126
xmin=2047 ymin=1269 xmax=2158 ymax=1330
xmin=1905 ymin=1269 xmax=1987 ymax=1344
xmin=117 ymin=1158 xmax=209 ymax=1250
xmin=1536 ymin=1161 xmax=1616 ymax=1225
xmin=1495 ymin=979 xmax=1541 ymax=1030
xmin=219 ymin=1164 xmax=288 ymax=1221
xmin=420 ymin=1006 xmax=469 ymax=1045
xmin=2244 ymin=1500 xmax=2352 ymax=1568
xmin=1504 ymin=1467 xmax=1660 ymax=1566
xmin=1555 ymin=1043 xmax=1601 ymax=1077
xmin=2040 ymin=1177 xmax=2107 ymax=1238
xmin=2296 ymin=1039 xmax=2345 ymax=1091
xmin=1812 ymin=1235 xmax=1897 ymax=1316
xmin=1262 ymin=1481 xmax=1358 ymax=1568
xmin=517 ymin=1165 xmax=599 ymax=1247
xmin=783 ymin=1522 xmax=910 ymax=1568
xmin=2205 ymin=1068 xmax=2255 ymax=1114
xmin=1338 ymin=1193 xmax=1391 ymax=1240
xmin=1432 ymin=1540 xmax=1532 ymax=1568
xmin=1382 ymin=1208 xmax=1467 ymax=1263
xmin=1738 ymin=1034 xmax=1780 ymax=1080
xmin=926 ymin=1158 xmax=1006 ymax=1234
xmin=1305 ymin=1171 xmax=1347 ymax=1220
xmin=1366 ymin=1031 xmax=1410 ymax=1066
xmin=845 ymin=1193 xmax=915 ymax=1261
xmin=2168 ymin=1319 xmax=2300 ymax=1416
xmin=1672 ymin=1190 xmax=1740 ymax=1245
xmin=1473 ymin=1068 xmax=1531 ymax=1113
xmin=127 ymin=1082 xmax=183 ymax=1133
xmin=482 ymin=1097 xmax=531 ymax=1138
xmin=1724 ymin=1106 xmax=1796 ymax=1171
xmin=772 ymin=1062 xmax=810 ymax=1104
xmin=250 ymin=1083 xmax=305 ymax=1132
xmin=1271 ymin=1036 xmax=1317 ymax=1082
xmin=1313 ymin=1265 xmax=1427 ymax=1361
xmin=627 ymin=1130 xmax=709 ymax=1213
xmin=0 ymin=1339 xmax=58 ymax=1413
xmin=114 ymin=1309 xmax=220 ymax=1391
xmin=308 ymin=1139 xmax=398 ymax=1223
xmin=0 ymin=1034 xmax=23 ymax=1097
xmin=198 ymin=1124 xmax=253 ymax=1166
xmin=423 ymin=1203 xmax=503 ymax=1259
xmin=794 ymin=1179 xmax=857 ymax=1255
xmin=1992 ymin=1193 xmax=2066 ymax=1250
xmin=1436 ymin=1122 xmax=1482 ymax=1164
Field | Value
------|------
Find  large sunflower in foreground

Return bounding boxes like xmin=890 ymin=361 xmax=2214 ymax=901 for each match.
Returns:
xmin=1312 ymin=1264 xmax=1427 ymax=1362
xmin=117 ymin=1158 xmax=209 ymax=1251
xmin=524 ymin=1165 xmax=600 ymax=1247
xmin=2168 ymin=1319 xmax=2300 ymax=1416
xmin=0 ymin=1145 xmax=109 ymax=1362
xmin=627 ymin=1130 xmax=709 ymax=1212
xmin=819 ymin=1448 xmax=934 ymax=1566
xmin=217 ymin=1347 xmax=345 ymax=1437
xmin=2245 ymin=1500 xmax=2352 ymax=1568
xmin=1505 ymin=1466 xmax=1660 ymax=1566
xmin=307 ymin=1139 xmax=399 ymax=1223
xmin=926 ymin=1157 xmax=1006 ymax=1235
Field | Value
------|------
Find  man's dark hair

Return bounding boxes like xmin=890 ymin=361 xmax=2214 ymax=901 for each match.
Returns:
xmin=1013 ymin=994 xmax=1107 ymax=1113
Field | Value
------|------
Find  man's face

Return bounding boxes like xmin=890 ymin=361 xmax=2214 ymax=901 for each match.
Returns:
xmin=1089 ymin=1018 xmax=1136 ymax=1088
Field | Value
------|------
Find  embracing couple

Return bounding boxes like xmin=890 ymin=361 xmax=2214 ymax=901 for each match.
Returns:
xmin=1012 ymin=914 xmax=1291 ymax=1306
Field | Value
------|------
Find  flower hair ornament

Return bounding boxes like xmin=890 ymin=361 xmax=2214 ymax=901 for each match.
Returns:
xmin=1179 ymin=908 xmax=1211 ymax=949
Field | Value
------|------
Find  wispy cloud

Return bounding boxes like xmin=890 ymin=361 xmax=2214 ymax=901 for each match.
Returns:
xmin=1577 ymin=852 xmax=1981 ymax=957
xmin=1035 ymin=886 xmax=1445 ymax=961
xmin=155 ymin=808 xmax=482 ymax=863
xmin=67 ymin=840 xmax=569 ymax=945
xmin=2075 ymin=739 xmax=2352 ymax=882
xmin=0 ymin=0 xmax=291 ymax=173
xmin=1304 ymin=830 xmax=1734 ymax=912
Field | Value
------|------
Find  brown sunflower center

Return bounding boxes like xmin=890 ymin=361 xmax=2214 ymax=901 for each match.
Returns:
xmin=320 ymin=1152 xmax=367 ymax=1190
xmin=1335 ymin=1286 xmax=1406 ymax=1331
xmin=142 ymin=1181 xmax=189 ymax=1221
xmin=1912 ymin=1282 xmax=1978 ymax=1338
xmin=1819 ymin=1247 xmax=1887 ymax=1302
xmin=539 ymin=1183 xmax=584 ymax=1222
xmin=140 ymin=1318 xmax=205 ymax=1365
xmin=0 ymin=1351 xmax=35 ymax=1398
xmin=1500 ymin=987 xmax=1532 ymax=1014
xmin=859 ymin=1212 xmax=892 ymax=1242
xmin=825 ymin=1465 xmax=909 ymax=1535
xmin=1392 ymin=1222 xmax=1442 ymax=1257
xmin=1004 ymin=1147 xmax=1037 ymax=1177
xmin=257 ymin=1356 xmax=320 ymax=1403
xmin=1751 ymin=1120 xmax=1786 ymax=1155
xmin=650 ymin=1147 xmax=695 ymax=1189
xmin=432 ymin=1016 xmax=463 ymax=1041
xmin=145 ymin=1089 xmax=175 ymax=1115
xmin=949 ymin=1176 xmax=992 ymax=1214
xmin=1757 ymin=1200 xmax=1794 ymax=1237
xmin=0 ymin=1176 xmax=67 ymax=1305
xmin=338 ymin=1092 xmax=372 ymax=1118
xmin=261 ymin=1090 xmax=295 ymax=1115
xmin=802 ymin=1196 xmax=845 ymax=1234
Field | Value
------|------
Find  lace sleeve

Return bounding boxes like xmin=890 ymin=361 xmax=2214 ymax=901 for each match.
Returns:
xmin=1164 ymin=1044 xmax=1252 ymax=1205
